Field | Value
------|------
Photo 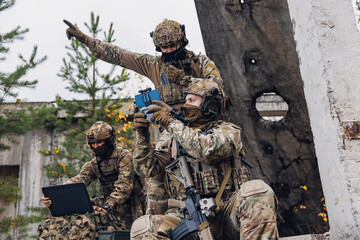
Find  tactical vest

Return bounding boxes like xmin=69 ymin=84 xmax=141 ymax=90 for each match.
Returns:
xmin=164 ymin=156 xmax=251 ymax=201
xmin=157 ymin=50 xmax=201 ymax=107
xmin=96 ymin=149 xmax=144 ymax=218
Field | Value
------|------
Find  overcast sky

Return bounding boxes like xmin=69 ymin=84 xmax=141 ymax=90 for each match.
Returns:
xmin=0 ymin=0 xmax=206 ymax=102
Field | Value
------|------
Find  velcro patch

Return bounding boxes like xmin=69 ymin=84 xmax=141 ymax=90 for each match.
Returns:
xmin=240 ymin=179 xmax=269 ymax=198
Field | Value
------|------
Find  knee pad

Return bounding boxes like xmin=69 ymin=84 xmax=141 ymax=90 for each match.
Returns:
xmin=130 ymin=215 xmax=151 ymax=238
xmin=240 ymin=179 xmax=271 ymax=198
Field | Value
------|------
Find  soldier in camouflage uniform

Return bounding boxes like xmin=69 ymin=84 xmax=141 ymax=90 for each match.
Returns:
xmin=64 ymin=18 xmax=226 ymax=215
xmin=131 ymin=79 xmax=279 ymax=239
xmin=64 ymin=18 xmax=224 ymax=111
xmin=38 ymin=121 xmax=144 ymax=239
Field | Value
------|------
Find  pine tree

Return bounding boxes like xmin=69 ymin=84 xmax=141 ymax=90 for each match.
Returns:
xmin=41 ymin=12 xmax=134 ymax=197
xmin=0 ymin=0 xmax=53 ymax=238
xmin=0 ymin=0 xmax=53 ymax=151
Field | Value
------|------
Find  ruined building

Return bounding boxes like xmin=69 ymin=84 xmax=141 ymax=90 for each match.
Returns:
xmin=1 ymin=0 xmax=360 ymax=239
xmin=194 ymin=0 xmax=360 ymax=238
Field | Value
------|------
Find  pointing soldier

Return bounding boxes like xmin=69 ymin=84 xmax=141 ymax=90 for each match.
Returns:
xmin=63 ymin=18 xmax=224 ymax=111
xmin=131 ymin=79 xmax=279 ymax=239
xmin=63 ymin=18 xmax=226 ymax=216
xmin=38 ymin=121 xmax=144 ymax=239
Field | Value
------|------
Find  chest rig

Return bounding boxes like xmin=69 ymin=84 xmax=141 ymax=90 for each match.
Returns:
xmin=96 ymin=157 xmax=119 ymax=198
xmin=157 ymin=51 xmax=201 ymax=106
xmin=164 ymin=139 xmax=252 ymax=201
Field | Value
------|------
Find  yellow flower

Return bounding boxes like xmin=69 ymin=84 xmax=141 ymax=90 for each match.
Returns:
xmin=60 ymin=163 xmax=66 ymax=172
xmin=105 ymin=108 xmax=110 ymax=113
xmin=318 ymin=213 xmax=328 ymax=222
xmin=299 ymin=205 xmax=306 ymax=210
xmin=300 ymin=185 xmax=307 ymax=191
xmin=54 ymin=147 xmax=58 ymax=150
xmin=111 ymin=104 xmax=117 ymax=109
xmin=87 ymin=144 xmax=90 ymax=148
xmin=107 ymin=114 xmax=112 ymax=118
xmin=55 ymin=150 xmax=59 ymax=154
xmin=16 ymin=98 xmax=21 ymax=103
xmin=321 ymin=197 xmax=325 ymax=202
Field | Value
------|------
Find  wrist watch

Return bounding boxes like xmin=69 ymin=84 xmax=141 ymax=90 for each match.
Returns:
xmin=102 ymin=203 xmax=110 ymax=210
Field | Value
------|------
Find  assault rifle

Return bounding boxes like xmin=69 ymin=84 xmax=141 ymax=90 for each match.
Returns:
xmin=165 ymin=141 xmax=216 ymax=240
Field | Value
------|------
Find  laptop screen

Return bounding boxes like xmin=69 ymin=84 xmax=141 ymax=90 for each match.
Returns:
xmin=42 ymin=182 xmax=93 ymax=217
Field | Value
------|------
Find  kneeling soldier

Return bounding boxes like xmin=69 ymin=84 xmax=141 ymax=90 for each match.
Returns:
xmin=131 ymin=79 xmax=279 ymax=239
xmin=38 ymin=121 xmax=143 ymax=239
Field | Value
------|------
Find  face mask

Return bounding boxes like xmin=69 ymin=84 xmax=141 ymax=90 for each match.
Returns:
xmin=181 ymin=103 xmax=215 ymax=130
xmin=92 ymin=141 xmax=114 ymax=158
xmin=162 ymin=47 xmax=187 ymax=66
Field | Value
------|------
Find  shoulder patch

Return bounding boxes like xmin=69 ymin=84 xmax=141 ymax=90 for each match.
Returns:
xmin=240 ymin=179 xmax=270 ymax=198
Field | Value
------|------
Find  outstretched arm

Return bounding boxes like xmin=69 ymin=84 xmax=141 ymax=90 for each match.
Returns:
xmin=63 ymin=19 xmax=160 ymax=86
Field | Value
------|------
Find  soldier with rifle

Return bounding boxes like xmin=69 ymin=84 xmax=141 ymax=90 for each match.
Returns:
xmin=132 ymin=79 xmax=279 ymax=239
xmin=64 ymin=18 xmax=227 ymax=215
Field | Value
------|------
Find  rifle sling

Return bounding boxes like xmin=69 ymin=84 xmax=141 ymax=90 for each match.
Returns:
xmin=196 ymin=162 xmax=232 ymax=231
xmin=197 ymin=219 xmax=211 ymax=231
xmin=214 ymin=161 xmax=232 ymax=211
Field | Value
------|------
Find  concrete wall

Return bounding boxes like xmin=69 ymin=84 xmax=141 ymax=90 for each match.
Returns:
xmin=0 ymin=100 xmax=144 ymax=236
xmin=287 ymin=0 xmax=360 ymax=238
xmin=194 ymin=0 xmax=326 ymax=235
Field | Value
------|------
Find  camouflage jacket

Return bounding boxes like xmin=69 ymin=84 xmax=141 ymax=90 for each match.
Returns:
xmin=65 ymin=146 xmax=135 ymax=214
xmin=87 ymin=39 xmax=223 ymax=107
xmin=134 ymin=120 xmax=249 ymax=201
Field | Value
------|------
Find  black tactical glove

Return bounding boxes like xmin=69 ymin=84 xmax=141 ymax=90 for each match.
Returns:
xmin=63 ymin=19 xmax=89 ymax=44
xmin=165 ymin=65 xmax=185 ymax=85
xmin=148 ymin=100 xmax=175 ymax=129
xmin=133 ymin=112 xmax=150 ymax=134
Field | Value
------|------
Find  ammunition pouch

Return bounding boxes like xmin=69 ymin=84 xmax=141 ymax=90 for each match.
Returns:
xmin=166 ymin=159 xmax=251 ymax=200
xmin=145 ymin=199 xmax=168 ymax=215
xmin=157 ymin=83 xmax=185 ymax=106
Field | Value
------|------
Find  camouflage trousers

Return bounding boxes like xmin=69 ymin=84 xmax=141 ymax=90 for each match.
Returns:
xmin=38 ymin=211 xmax=130 ymax=240
xmin=130 ymin=180 xmax=279 ymax=240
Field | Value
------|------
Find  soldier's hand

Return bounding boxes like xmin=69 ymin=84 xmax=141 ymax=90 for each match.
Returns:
xmin=63 ymin=19 xmax=88 ymax=44
xmin=133 ymin=112 xmax=149 ymax=134
xmin=148 ymin=102 xmax=175 ymax=129
xmin=41 ymin=196 xmax=52 ymax=208
xmin=166 ymin=65 xmax=185 ymax=85
xmin=93 ymin=205 xmax=108 ymax=213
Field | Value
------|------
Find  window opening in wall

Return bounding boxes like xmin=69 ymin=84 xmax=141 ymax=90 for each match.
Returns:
xmin=255 ymin=92 xmax=288 ymax=122
xmin=0 ymin=165 xmax=19 ymax=178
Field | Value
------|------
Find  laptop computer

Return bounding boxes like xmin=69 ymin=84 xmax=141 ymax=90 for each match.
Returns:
xmin=42 ymin=182 xmax=94 ymax=217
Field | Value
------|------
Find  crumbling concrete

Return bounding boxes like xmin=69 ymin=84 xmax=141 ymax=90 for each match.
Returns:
xmin=194 ymin=0 xmax=327 ymax=236
xmin=287 ymin=0 xmax=360 ymax=238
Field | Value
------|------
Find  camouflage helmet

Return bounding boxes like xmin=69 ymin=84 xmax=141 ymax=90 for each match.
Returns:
xmin=86 ymin=121 xmax=115 ymax=145
xmin=183 ymin=78 xmax=227 ymax=115
xmin=151 ymin=19 xmax=189 ymax=52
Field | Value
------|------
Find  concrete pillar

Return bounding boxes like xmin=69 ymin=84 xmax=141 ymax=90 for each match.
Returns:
xmin=194 ymin=0 xmax=326 ymax=236
xmin=287 ymin=0 xmax=360 ymax=238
